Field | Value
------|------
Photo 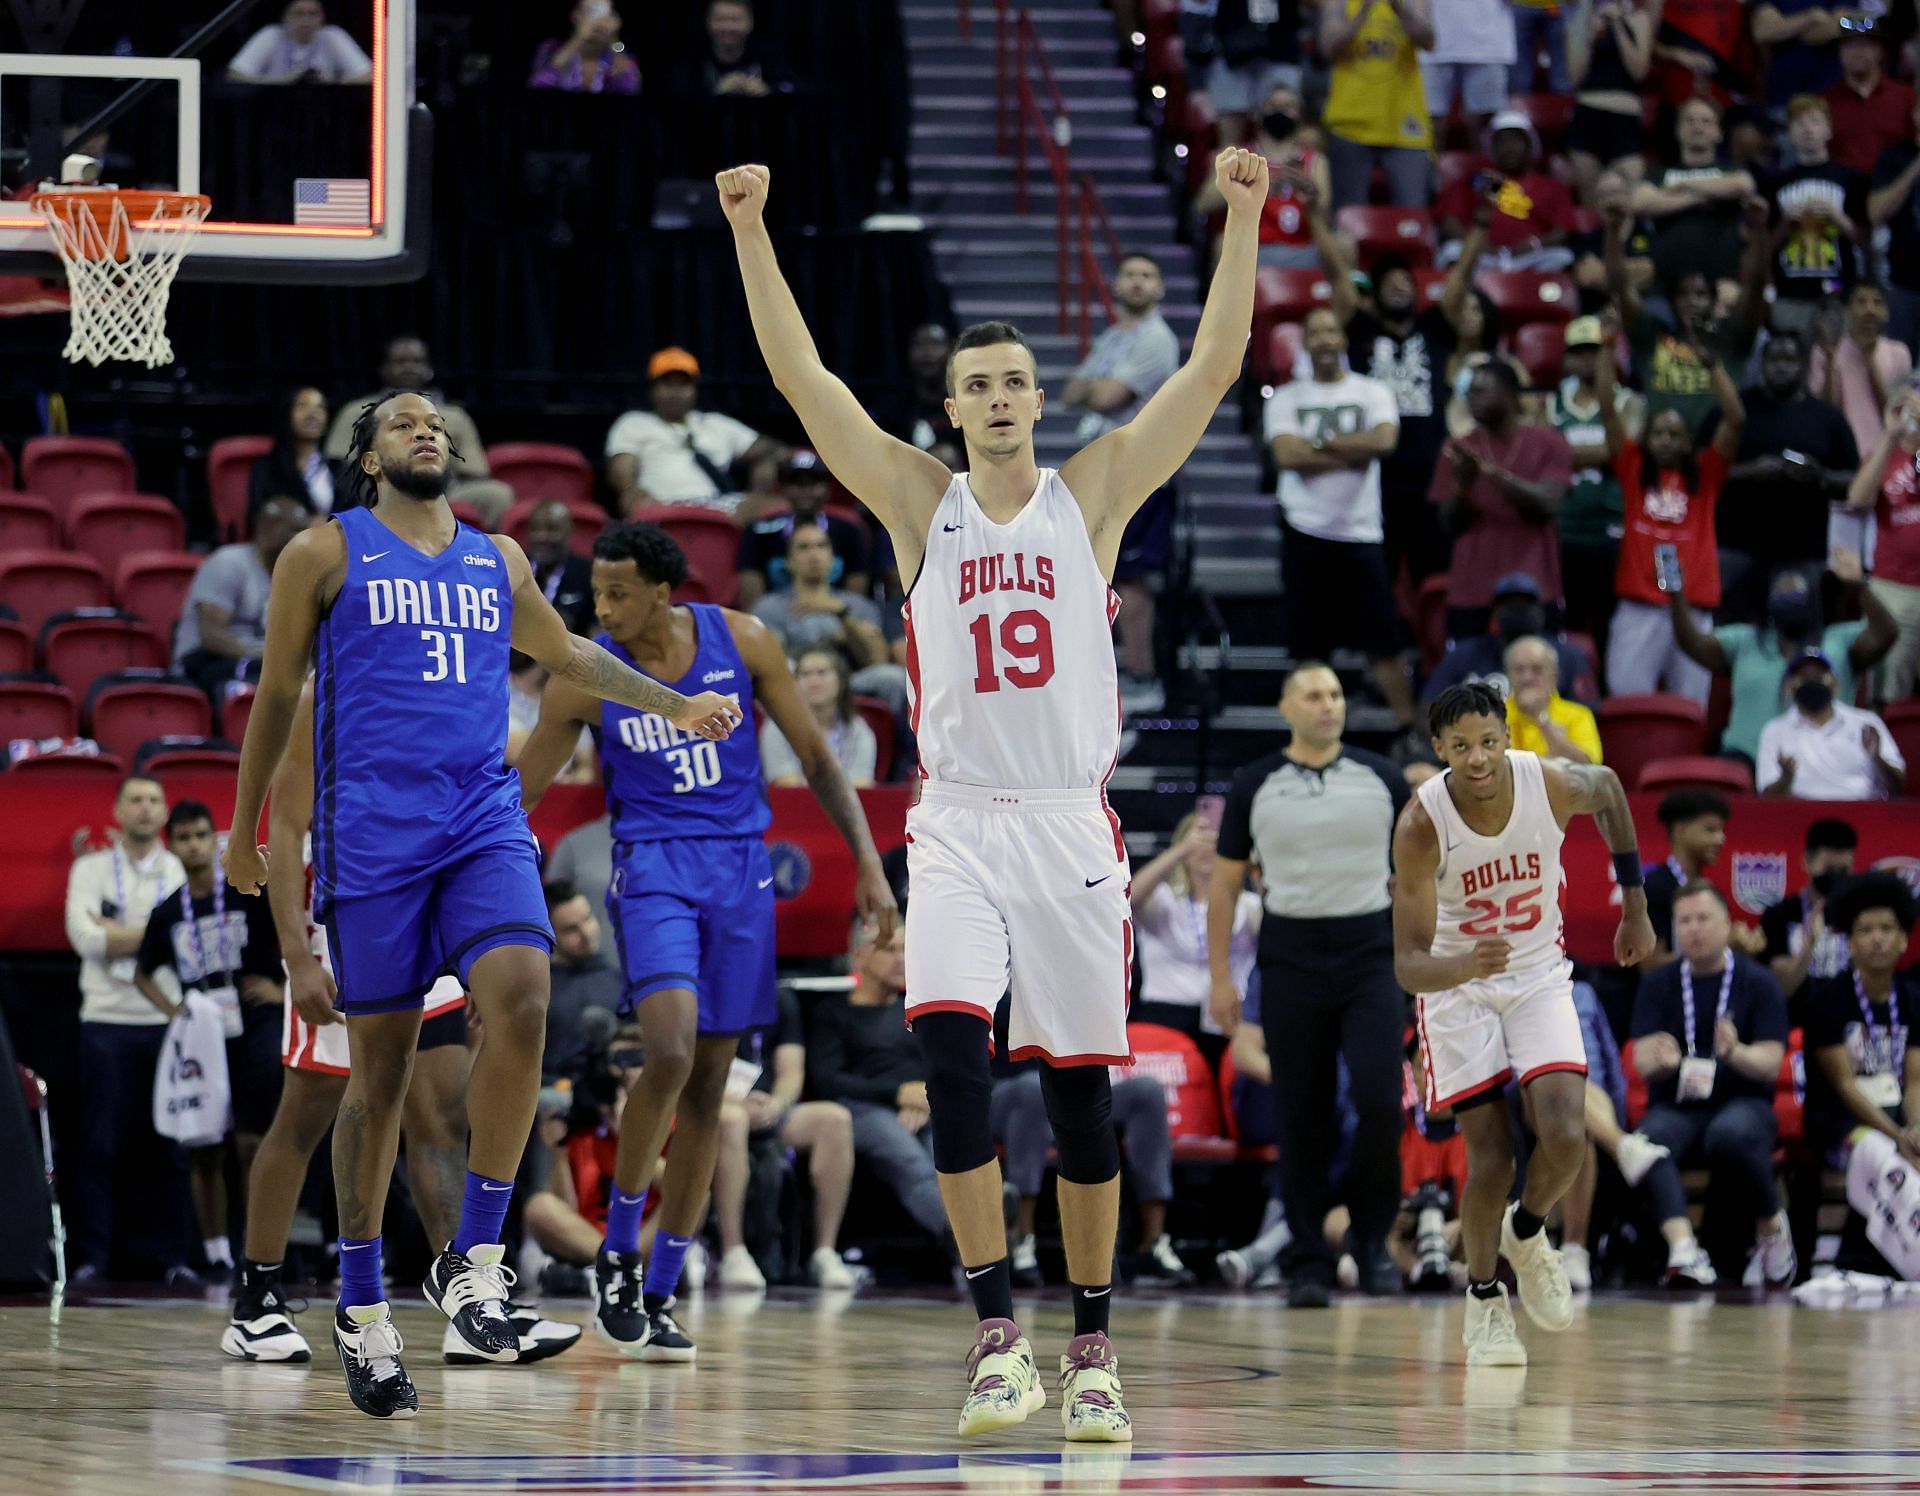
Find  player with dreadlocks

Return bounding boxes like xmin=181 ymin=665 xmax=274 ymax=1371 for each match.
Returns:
xmin=223 ymin=388 xmax=742 ymax=1417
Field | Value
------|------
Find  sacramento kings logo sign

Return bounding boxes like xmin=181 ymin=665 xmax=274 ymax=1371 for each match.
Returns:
xmin=767 ymin=841 xmax=812 ymax=899
xmin=1731 ymin=852 xmax=1787 ymax=915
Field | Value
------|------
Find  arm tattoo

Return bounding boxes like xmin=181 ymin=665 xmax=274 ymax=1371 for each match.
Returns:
xmin=559 ymin=636 xmax=690 ymax=718
xmin=1576 ymin=764 xmax=1639 ymax=854
xmin=805 ymin=751 xmax=879 ymax=861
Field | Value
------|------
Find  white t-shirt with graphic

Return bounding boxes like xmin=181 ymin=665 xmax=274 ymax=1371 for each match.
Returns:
xmin=1263 ymin=372 xmax=1399 ymax=544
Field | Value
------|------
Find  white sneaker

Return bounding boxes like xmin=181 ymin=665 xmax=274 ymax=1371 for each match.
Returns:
xmin=1744 ymin=1222 xmax=1796 ymax=1288
xmin=1010 ymin=1232 xmax=1043 ymax=1287
xmin=1560 ymin=1242 xmax=1592 ymax=1293
xmin=717 ymin=1244 xmax=766 ymax=1290
xmin=957 ymin=1318 xmax=1045 ymax=1437
xmin=1664 ymin=1237 xmax=1718 ymax=1288
xmin=1616 ymin=1132 xmax=1671 ymax=1188
xmin=808 ymin=1246 xmax=858 ymax=1289
xmin=1215 ymin=1248 xmax=1252 ymax=1289
xmin=1499 ymin=1206 xmax=1573 ymax=1331
xmin=1059 ymin=1332 xmax=1133 ymax=1442
xmin=681 ymin=1240 xmax=709 ymax=1293
xmin=1462 ymin=1283 xmax=1528 ymax=1367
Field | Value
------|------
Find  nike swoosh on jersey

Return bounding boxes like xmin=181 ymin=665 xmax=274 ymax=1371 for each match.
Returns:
xmin=757 ymin=877 xmax=775 ymax=889
xmin=360 ymin=550 xmax=391 ymax=563
xmin=1084 ymin=874 xmax=1112 ymax=888
xmin=942 ymin=523 xmax=965 ymax=532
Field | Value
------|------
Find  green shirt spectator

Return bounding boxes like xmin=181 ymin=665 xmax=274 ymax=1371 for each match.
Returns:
xmin=1715 ymin=619 xmax=1864 ymax=762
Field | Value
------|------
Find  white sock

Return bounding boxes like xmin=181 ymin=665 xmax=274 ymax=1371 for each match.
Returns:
xmin=1667 ymin=1233 xmax=1697 ymax=1264
xmin=204 ymin=1235 xmax=233 ymax=1268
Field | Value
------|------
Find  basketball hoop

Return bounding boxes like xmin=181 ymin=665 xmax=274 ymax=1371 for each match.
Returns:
xmin=29 ymin=188 xmax=210 ymax=368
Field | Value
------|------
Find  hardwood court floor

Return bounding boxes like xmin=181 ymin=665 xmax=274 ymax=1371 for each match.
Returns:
xmin=4 ymin=1285 xmax=1919 ymax=1494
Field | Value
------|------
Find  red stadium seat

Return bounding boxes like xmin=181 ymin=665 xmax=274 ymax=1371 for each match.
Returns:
xmin=1510 ymin=321 xmax=1567 ymax=389
xmin=221 ymin=685 xmax=256 ymax=747
xmin=0 ymin=494 xmax=60 ymax=551
xmin=671 ymin=575 xmax=715 ymax=606
xmin=1414 ymin=267 xmax=1452 ymax=307
xmin=1434 ymin=150 xmax=1479 ymax=199
xmin=449 ymin=501 xmax=488 ymax=529
xmin=114 ymin=551 xmax=203 ymax=636
xmin=138 ymin=745 xmax=243 ymax=776
xmin=0 ymin=620 xmax=31 ymax=675
xmin=501 ymin=496 xmax=607 ymax=559
xmin=0 ymin=550 xmax=110 ymax=636
xmin=487 ymin=443 xmax=596 ymax=510
xmin=65 ymin=493 xmax=186 ymax=573
xmin=1263 ymin=321 xmax=1304 ymax=385
xmin=87 ymin=682 xmax=212 ymax=765
xmin=1883 ymin=701 xmax=1920 ymax=789
xmin=207 ymin=436 xmax=272 ymax=543
xmin=41 ymin=617 xmax=168 ymax=697
xmin=1636 ymin=755 xmax=1755 ymax=795
xmin=1252 ymin=268 xmax=1331 ymax=372
xmin=628 ymin=506 xmax=741 ymax=607
xmin=8 ymin=753 xmax=123 ymax=780
xmin=1510 ymin=93 xmax=1575 ymax=150
xmin=1415 ymin=574 xmax=1451 ymax=674
xmin=1775 ymin=1030 xmax=1805 ymax=1144
xmin=853 ymin=695 xmax=895 ymax=782
xmin=1336 ymin=205 xmax=1436 ymax=269
xmin=1475 ymin=269 xmax=1579 ymax=325
xmin=0 ymin=682 xmax=78 ymax=742
xmin=20 ymin=435 xmax=135 ymax=505
xmin=1596 ymin=693 xmax=1707 ymax=794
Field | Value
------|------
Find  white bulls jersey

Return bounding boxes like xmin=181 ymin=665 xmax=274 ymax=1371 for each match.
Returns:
xmin=1415 ymin=751 xmax=1570 ymax=979
xmin=903 ymin=469 xmax=1120 ymax=790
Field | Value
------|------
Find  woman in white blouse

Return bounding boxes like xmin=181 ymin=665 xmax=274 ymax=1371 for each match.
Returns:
xmin=1129 ymin=812 xmax=1260 ymax=1069
xmin=760 ymin=647 xmax=877 ymax=788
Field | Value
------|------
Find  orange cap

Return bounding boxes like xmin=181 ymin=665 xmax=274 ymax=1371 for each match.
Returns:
xmin=648 ymin=346 xmax=700 ymax=380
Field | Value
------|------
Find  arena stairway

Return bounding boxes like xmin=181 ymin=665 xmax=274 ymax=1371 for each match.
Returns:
xmin=904 ymin=2 xmax=1398 ymax=842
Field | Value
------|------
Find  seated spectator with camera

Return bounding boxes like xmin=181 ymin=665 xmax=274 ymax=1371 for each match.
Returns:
xmin=1630 ymin=883 xmax=1794 ymax=1289
xmin=1762 ymin=817 xmax=1858 ymax=1015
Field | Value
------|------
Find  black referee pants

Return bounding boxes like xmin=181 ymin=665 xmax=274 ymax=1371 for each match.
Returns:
xmin=1259 ymin=912 xmax=1406 ymax=1281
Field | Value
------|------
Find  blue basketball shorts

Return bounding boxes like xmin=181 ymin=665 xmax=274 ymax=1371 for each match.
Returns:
xmin=318 ymin=835 xmax=554 ymax=1016
xmin=606 ymin=835 xmax=777 ymax=1037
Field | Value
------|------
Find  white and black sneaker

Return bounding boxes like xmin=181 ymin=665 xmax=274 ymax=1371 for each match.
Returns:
xmin=592 ymin=1246 xmax=647 ymax=1352
xmin=333 ymin=1302 xmax=417 ymax=1419
xmin=635 ymin=1304 xmax=697 ymax=1363
xmin=422 ymin=1242 xmax=518 ymax=1363
xmin=221 ymin=1268 xmax=310 ymax=1363
xmin=443 ymin=1302 xmax=584 ymax=1365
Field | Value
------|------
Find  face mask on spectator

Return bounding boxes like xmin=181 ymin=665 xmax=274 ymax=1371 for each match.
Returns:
xmin=1769 ymin=597 xmax=1813 ymax=639
xmin=1262 ymin=111 xmax=1298 ymax=142
xmin=1495 ymin=602 xmax=1542 ymax=641
xmin=1793 ymin=678 xmax=1834 ymax=714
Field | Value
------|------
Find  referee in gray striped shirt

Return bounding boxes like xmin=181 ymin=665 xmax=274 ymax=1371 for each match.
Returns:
xmin=1207 ymin=661 xmax=1408 ymax=1307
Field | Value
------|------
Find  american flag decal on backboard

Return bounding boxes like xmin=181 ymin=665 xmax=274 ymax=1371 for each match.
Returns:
xmin=293 ymin=179 xmax=371 ymax=226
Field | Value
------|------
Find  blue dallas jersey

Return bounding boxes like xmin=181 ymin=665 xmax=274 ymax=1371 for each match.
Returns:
xmin=598 ymin=604 xmax=770 ymax=843
xmin=312 ymin=506 xmax=533 ymax=902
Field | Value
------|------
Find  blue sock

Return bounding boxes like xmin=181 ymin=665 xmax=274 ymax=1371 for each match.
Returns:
xmin=605 ymin=1188 xmax=648 ymax=1256
xmin=644 ymin=1232 xmax=695 ymax=1312
xmin=452 ymin=1170 xmax=514 ymax=1256
xmin=338 ymin=1235 xmax=383 ymax=1310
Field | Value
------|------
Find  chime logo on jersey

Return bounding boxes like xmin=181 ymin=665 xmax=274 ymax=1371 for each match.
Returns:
xmin=365 ymin=576 xmax=503 ymax=633
xmin=1460 ymin=851 xmax=1542 ymax=899
xmin=956 ymin=552 xmax=1055 ymax=603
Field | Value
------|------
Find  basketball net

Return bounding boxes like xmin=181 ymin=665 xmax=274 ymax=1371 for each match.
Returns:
xmin=29 ymin=188 xmax=210 ymax=368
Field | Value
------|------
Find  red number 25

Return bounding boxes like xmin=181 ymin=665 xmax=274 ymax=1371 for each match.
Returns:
xmin=1459 ymin=887 xmax=1544 ymax=937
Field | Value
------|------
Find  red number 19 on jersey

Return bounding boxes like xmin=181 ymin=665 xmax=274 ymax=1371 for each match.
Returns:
xmin=968 ymin=609 xmax=1056 ymax=693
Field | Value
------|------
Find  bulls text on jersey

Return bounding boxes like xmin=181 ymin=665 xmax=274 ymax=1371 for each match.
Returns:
xmin=957 ymin=553 xmax=1056 ymax=603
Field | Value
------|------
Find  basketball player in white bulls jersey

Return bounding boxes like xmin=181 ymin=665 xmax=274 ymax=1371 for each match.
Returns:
xmin=1393 ymin=682 xmax=1655 ymax=1366
xmin=222 ymin=679 xmax=580 ymax=1367
xmin=719 ymin=147 xmax=1267 ymax=1439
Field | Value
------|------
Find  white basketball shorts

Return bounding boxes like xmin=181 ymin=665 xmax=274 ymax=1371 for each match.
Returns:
xmin=1416 ymin=960 xmax=1588 ymax=1111
xmin=903 ymin=781 xmax=1134 ymax=1066
xmin=281 ymin=926 xmax=466 ymax=1076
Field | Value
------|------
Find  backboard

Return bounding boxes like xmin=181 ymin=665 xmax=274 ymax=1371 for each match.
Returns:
xmin=0 ymin=0 xmax=426 ymax=283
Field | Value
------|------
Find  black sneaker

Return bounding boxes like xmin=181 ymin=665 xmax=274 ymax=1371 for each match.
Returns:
xmin=333 ymin=1303 xmax=418 ymax=1419
xmin=441 ymin=1301 xmax=584 ymax=1365
xmin=422 ymin=1242 xmax=518 ymax=1363
xmin=1288 ymin=1264 xmax=1333 ymax=1309
xmin=592 ymin=1246 xmax=646 ymax=1353
xmin=636 ymin=1304 xmax=697 ymax=1363
xmin=1358 ymin=1240 xmax=1402 ymax=1297
xmin=221 ymin=1268 xmax=311 ymax=1362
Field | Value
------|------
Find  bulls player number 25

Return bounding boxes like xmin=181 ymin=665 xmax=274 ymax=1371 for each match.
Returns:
xmin=968 ymin=610 xmax=1056 ymax=694
xmin=1457 ymin=888 xmax=1545 ymax=938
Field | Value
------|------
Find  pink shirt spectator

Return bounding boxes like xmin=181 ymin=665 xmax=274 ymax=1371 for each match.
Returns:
xmin=1428 ymin=425 xmax=1574 ymax=608
xmin=1808 ymin=337 xmax=1914 ymax=455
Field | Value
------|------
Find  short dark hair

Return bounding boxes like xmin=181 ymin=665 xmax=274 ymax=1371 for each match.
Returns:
xmin=1429 ymin=682 xmax=1507 ymax=738
xmin=1657 ymin=787 xmax=1730 ymax=830
xmin=1471 ymin=356 xmax=1521 ymax=398
xmin=1281 ymin=659 xmax=1336 ymax=694
xmin=116 ymin=773 xmax=163 ymax=800
xmin=592 ymin=521 xmax=689 ymax=588
xmin=1827 ymin=871 xmax=1917 ymax=935
xmin=543 ymin=880 xmax=582 ymax=911
xmin=165 ymin=800 xmax=214 ymax=837
xmin=1673 ymin=879 xmax=1729 ymax=914
xmin=1372 ymin=251 xmax=1413 ymax=282
xmin=1117 ymin=251 xmax=1163 ymax=276
xmin=1806 ymin=817 xmax=1859 ymax=854
xmin=946 ymin=320 xmax=1036 ymax=395
xmin=1767 ymin=327 xmax=1807 ymax=357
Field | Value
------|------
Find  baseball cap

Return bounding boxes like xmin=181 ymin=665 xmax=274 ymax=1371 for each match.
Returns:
xmin=1492 ymin=571 xmax=1543 ymax=600
xmin=1787 ymin=647 xmax=1834 ymax=675
xmin=1564 ymin=316 xmax=1605 ymax=348
xmin=648 ymin=346 xmax=700 ymax=380
xmin=782 ymin=448 xmax=825 ymax=479
xmin=1486 ymin=110 xmax=1540 ymax=151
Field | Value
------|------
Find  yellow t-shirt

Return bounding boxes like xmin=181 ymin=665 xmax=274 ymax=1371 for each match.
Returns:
xmin=1323 ymin=0 xmax=1433 ymax=151
xmin=1507 ymin=695 xmax=1604 ymax=765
